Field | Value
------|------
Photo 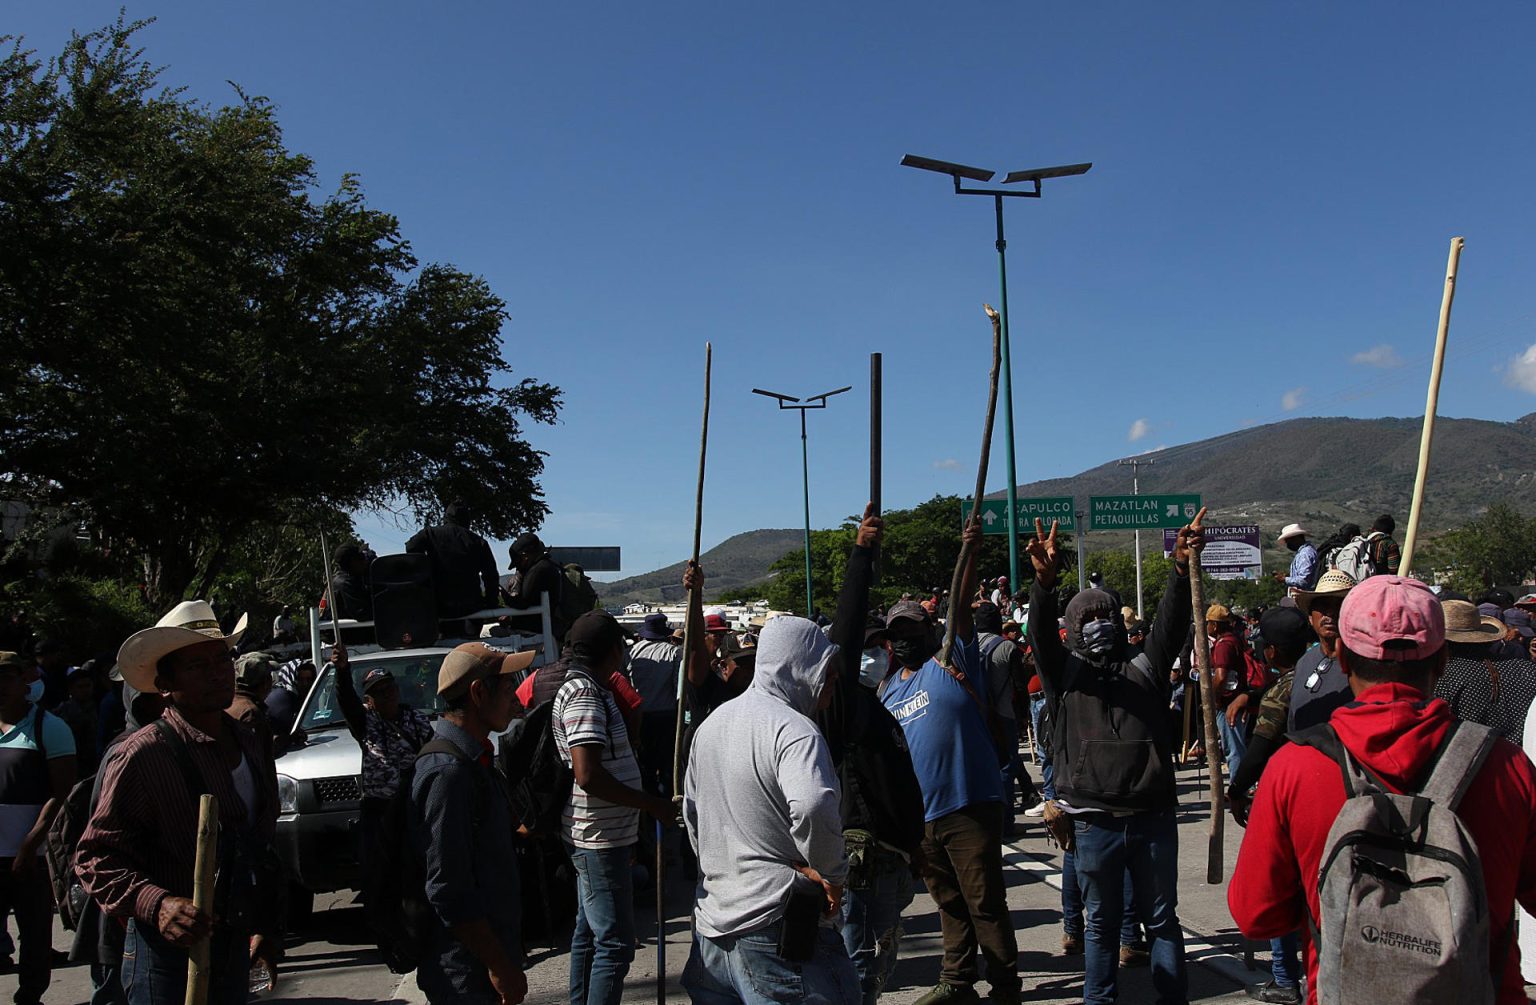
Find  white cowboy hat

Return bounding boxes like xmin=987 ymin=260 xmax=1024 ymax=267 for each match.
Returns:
xmin=117 ymin=600 xmax=248 ymax=693
xmin=1277 ymin=523 xmax=1309 ymax=543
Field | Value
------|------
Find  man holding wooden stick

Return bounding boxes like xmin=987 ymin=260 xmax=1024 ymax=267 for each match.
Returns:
xmin=1026 ymin=510 xmax=1205 ymax=1005
xmin=76 ymin=600 xmax=281 ymax=1005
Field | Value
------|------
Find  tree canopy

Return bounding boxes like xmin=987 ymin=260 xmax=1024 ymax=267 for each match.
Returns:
xmin=1420 ymin=503 xmax=1536 ymax=594
xmin=0 ymin=19 xmax=560 ymax=608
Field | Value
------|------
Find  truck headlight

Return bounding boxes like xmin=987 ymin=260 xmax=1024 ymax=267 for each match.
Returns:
xmin=277 ymin=774 xmax=298 ymax=814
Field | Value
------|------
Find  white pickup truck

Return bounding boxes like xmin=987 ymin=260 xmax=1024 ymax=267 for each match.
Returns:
xmin=272 ymin=600 xmax=557 ymax=920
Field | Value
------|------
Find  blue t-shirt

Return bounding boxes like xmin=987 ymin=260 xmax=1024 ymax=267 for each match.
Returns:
xmin=880 ymin=638 xmax=1003 ymax=821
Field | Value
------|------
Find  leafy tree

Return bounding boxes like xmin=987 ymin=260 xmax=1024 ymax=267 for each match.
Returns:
xmin=0 ymin=19 xmax=559 ymax=609
xmin=1420 ymin=504 xmax=1536 ymax=594
xmin=758 ymin=495 xmax=1041 ymax=615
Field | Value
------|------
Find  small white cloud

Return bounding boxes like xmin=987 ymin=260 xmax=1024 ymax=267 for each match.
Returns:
xmin=932 ymin=458 xmax=962 ymax=470
xmin=1281 ymin=387 xmax=1306 ymax=411
xmin=1350 ymin=344 xmax=1404 ymax=369
xmin=1504 ymin=344 xmax=1536 ymax=394
xmin=1127 ymin=418 xmax=1150 ymax=442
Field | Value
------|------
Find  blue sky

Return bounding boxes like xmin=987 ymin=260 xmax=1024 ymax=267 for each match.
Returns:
xmin=16 ymin=3 xmax=1536 ymax=578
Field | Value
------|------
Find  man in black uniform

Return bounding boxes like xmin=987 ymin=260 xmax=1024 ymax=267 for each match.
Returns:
xmin=406 ymin=501 xmax=500 ymax=619
xmin=505 ymin=533 xmax=569 ymax=641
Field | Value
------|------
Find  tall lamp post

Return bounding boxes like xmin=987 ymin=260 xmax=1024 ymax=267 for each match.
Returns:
xmin=901 ymin=154 xmax=1091 ymax=595
xmin=1117 ymin=457 xmax=1155 ymax=618
xmin=754 ymin=385 xmax=852 ymax=616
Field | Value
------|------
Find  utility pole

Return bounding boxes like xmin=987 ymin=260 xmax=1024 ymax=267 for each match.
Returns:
xmin=1118 ymin=457 xmax=1155 ymax=618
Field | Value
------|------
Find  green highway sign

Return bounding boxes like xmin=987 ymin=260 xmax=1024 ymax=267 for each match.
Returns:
xmin=961 ymin=496 xmax=1076 ymax=534
xmin=1088 ymin=494 xmax=1202 ymax=531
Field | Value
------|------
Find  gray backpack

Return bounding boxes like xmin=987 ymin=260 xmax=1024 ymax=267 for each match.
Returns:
xmin=1290 ymin=720 xmax=1502 ymax=1005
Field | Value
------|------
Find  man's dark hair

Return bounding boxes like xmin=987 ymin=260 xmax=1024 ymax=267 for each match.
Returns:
xmin=974 ymin=602 xmax=1003 ymax=636
xmin=334 ymin=543 xmax=363 ymax=567
xmin=1372 ymin=514 xmax=1395 ymax=535
xmin=445 ymin=499 xmax=472 ymax=526
xmin=442 ymin=671 xmax=503 ymax=711
xmin=1339 ymin=641 xmax=1444 ymax=685
xmin=1268 ymin=637 xmax=1309 ymax=668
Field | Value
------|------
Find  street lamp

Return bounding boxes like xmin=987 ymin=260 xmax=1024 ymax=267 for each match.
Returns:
xmin=901 ymin=154 xmax=1091 ymax=596
xmin=1117 ymin=457 xmax=1156 ymax=619
xmin=753 ymin=385 xmax=852 ymax=616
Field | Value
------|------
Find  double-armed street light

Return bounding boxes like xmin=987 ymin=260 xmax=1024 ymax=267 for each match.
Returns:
xmin=901 ymin=154 xmax=1091 ymax=594
xmin=753 ymin=385 xmax=853 ymax=616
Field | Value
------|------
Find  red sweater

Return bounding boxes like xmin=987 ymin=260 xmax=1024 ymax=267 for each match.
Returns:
xmin=1227 ymin=682 xmax=1536 ymax=1004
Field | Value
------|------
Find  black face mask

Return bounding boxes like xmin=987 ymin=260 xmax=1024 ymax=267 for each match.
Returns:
xmin=890 ymin=632 xmax=939 ymax=670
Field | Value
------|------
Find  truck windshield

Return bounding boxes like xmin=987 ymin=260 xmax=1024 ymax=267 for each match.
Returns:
xmin=299 ymin=653 xmax=449 ymax=732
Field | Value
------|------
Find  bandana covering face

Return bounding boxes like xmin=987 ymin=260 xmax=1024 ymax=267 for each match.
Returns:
xmin=1080 ymin=618 xmax=1117 ymax=657
xmin=890 ymin=630 xmax=940 ymax=671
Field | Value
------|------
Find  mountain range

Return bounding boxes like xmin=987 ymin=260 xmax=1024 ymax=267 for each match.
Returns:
xmin=597 ymin=413 xmax=1536 ymax=604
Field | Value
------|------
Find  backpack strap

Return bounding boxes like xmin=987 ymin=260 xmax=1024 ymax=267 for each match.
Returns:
xmin=1416 ymin=720 xmax=1498 ymax=811
xmin=32 ymin=706 xmax=45 ymax=762
xmin=154 ymin=718 xmax=209 ymax=798
xmin=1287 ymin=723 xmax=1393 ymax=798
xmin=1125 ymin=653 xmax=1156 ymax=689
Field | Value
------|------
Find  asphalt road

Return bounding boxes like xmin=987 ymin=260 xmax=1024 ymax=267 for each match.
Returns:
xmin=8 ymin=761 xmax=1266 ymax=1004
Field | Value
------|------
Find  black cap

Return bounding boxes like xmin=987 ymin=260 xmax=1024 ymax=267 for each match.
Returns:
xmin=568 ymin=610 xmax=624 ymax=655
xmin=1259 ymin=607 xmax=1310 ymax=651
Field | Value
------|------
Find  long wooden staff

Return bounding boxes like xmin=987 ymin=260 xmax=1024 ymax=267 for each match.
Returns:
xmin=662 ymin=341 xmax=710 ymax=1003
xmin=185 ymin=794 xmax=219 ymax=1005
xmin=938 ymin=305 xmax=1002 ymax=669
xmin=870 ymin=352 xmax=882 ymax=584
xmin=1188 ymin=552 xmax=1224 ymax=883
xmin=1400 ymin=237 xmax=1464 ymax=576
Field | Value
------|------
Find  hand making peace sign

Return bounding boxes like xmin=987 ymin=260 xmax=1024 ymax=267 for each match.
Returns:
xmin=1025 ymin=518 xmax=1062 ymax=590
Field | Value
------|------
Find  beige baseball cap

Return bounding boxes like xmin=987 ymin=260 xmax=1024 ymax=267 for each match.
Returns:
xmin=437 ymin=642 xmax=536 ymax=699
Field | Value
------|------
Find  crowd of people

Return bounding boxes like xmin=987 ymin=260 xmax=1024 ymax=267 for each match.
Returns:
xmin=3 ymin=502 xmax=1536 ymax=1005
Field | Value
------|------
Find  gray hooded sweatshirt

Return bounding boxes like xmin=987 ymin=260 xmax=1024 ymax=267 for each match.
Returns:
xmin=684 ymin=616 xmax=847 ymax=939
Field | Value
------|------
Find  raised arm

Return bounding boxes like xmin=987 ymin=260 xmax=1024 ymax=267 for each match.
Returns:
xmin=830 ymin=503 xmax=880 ymax=689
xmin=949 ymin=517 xmax=984 ymax=643
xmin=1025 ymin=519 xmax=1069 ymax=696
xmin=682 ymin=562 xmax=712 ymax=688
xmin=1144 ymin=508 xmax=1205 ymax=679
xmin=330 ymin=645 xmax=367 ymax=743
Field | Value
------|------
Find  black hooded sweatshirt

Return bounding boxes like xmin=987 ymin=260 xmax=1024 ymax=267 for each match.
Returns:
xmin=1028 ymin=565 xmax=1192 ymax=814
xmin=819 ymin=543 xmax=926 ymax=860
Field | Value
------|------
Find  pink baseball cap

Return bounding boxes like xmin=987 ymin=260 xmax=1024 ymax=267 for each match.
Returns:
xmin=1338 ymin=575 xmax=1445 ymax=661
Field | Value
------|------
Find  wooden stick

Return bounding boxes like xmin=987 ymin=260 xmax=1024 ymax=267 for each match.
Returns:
xmin=319 ymin=529 xmax=340 ymax=648
xmin=939 ymin=306 xmax=1002 ymax=669
xmin=1401 ymin=237 xmax=1464 ymax=576
xmin=870 ymin=352 xmax=882 ymax=586
xmin=185 ymin=793 xmax=219 ymax=1005
xmin=664 ymin=341 xmax=711 ymax=1005
xmin=1188 ymin=555 xmax=1224 ymax=884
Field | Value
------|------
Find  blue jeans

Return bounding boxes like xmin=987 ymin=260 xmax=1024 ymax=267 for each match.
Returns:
xmin=1000 ymin=717 xmax=1020 ymax=827
xmin=1217 ymin=709 xmax=1246 ymax=781
xmin=683 ymin=923 xmax=859 ymax=1004
xmin=1061 ymin=852 xmax=1140 ymax=945
xmin=569 ymin=844 xmax=637 ymax=1005
xmin=90 ymin=963 xmax=128 ymax=1005
xmin=1270 ymin=932 xmax=1300 ymax=988
xmin=841 ymin=852 xmax=915 ymax=1005
xmin=1029 ymin=695 xmax=1055 ymax=799
xmin=1072 ymin=811 xmax=1187 ymax=1005
xmin=121 ymin=920 xmax=249 ymax=1005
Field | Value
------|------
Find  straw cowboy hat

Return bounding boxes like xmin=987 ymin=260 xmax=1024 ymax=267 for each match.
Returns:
xmin=1277 ymin=523 xmax=1309 ymax=543
xmin=1295 ymin=569 xmax=1358 ymax=615
xmin=117 ymin=600 xmax=248 ymax=693
xmin=1441 ymin=600 xmax=1506 ymax=645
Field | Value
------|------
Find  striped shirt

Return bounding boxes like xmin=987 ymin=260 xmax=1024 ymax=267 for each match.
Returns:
xmin=75 ymin=707 xmax=278 ymax=929
xmin=552 ymin=667 xmax=641 ymax=850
